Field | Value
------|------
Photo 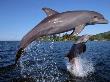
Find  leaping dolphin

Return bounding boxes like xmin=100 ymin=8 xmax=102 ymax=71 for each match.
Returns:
xmin=65 ymin=35 xmax=90 ymax=76
xmin=66 ymin=35 xmax=90 ymax=64
xmin=15 ymin=8 xmax=108 ymax=64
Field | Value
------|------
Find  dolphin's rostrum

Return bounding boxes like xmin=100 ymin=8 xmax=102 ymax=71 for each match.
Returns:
xmin=15 ymin=8 xmax=108 ymax=64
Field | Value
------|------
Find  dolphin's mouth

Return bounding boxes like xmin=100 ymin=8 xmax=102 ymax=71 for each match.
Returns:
xmin=97 ymin=19 xmax=108 ymax=24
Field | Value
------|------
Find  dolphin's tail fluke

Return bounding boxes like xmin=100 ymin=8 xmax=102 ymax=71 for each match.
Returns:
xmin=15 ymin=48 xmax=24 ymax=64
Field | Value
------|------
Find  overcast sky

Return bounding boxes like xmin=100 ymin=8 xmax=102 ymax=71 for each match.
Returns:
xmin=0 ymin=0 xmax=110 ymax=41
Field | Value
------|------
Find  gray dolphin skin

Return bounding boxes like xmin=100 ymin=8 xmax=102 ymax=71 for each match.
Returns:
xmin=66 ymin=35 xmax=90 ymax=64
xmin=15 ymin=8 xmax=108 ymax=64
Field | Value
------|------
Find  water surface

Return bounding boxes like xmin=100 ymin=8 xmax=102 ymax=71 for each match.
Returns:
xmin=0 ymin=41 xmax=110 ymax=82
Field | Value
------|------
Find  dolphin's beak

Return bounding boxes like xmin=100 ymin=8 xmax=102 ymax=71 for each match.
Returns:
xmin=75 ymin=35 xmax=90 ymax=44
xmin=97 ymin=19 xmax=108 ymax=24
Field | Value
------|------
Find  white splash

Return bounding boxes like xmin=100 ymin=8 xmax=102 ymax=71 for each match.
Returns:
xmin=65 ymin=57 xmax=94 ymax=77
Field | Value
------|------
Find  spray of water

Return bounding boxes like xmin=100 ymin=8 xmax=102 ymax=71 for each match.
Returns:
xmin=19 ymin=41 xmax=69 ymax=82
xmin=66 ymin=56 xmax=94 ymax=77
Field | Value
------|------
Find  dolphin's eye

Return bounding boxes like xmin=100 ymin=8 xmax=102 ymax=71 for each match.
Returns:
xmin=94 ymin=16 xmax=97 ymax=18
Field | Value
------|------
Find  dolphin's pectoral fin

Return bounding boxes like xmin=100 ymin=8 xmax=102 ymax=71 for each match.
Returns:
xmin=42 ymin=7 xmax=59 ymax=16
xmin=15 ymin=48 xmax=24 ymax=64
xmin=72 ymin=24 xmax=85 ymax=36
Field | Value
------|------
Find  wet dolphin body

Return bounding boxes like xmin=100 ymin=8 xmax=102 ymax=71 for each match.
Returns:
xmin=66 ymin=35 xmax=90 ymax=64
xmin=15 ymin=8 xmax=108 ymax=64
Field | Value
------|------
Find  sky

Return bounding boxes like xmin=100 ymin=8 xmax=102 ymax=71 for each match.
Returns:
xmin=0 ymin=0 xmax=110 ymax=41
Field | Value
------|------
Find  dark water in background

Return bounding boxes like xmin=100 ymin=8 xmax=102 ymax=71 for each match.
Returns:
xmin=0 ymin=41 xmax=110 ymax=82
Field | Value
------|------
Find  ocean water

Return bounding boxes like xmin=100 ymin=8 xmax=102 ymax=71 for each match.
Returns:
xmin=0 ymin=41 xmax=110 ymax=82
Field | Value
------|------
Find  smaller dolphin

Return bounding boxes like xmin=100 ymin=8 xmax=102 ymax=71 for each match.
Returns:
xmin=15 ymin=8 xmax=108 ymax=64
xmin=66 ymin=35 xmax=90 ymax=64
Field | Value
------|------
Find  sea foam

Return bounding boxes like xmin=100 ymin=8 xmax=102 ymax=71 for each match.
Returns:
xmin=65 ymin=56 xmax=94 ymax=77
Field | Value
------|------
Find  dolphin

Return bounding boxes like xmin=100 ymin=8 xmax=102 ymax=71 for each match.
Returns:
xmin=15 ymin=8 xmax=108 ymax=64
xmin=65 ymin=35 xmax=90 ymax=76
xmin=66 ymin=35 xmax=90 ymax=64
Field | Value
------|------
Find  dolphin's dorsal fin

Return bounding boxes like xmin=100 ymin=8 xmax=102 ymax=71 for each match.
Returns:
xmin=42 ymin=8 xmax=59 ymax=16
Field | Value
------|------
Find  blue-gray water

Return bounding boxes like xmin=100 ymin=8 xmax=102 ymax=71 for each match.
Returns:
xmin=0 ymin=41 xmax=110 ymax=82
